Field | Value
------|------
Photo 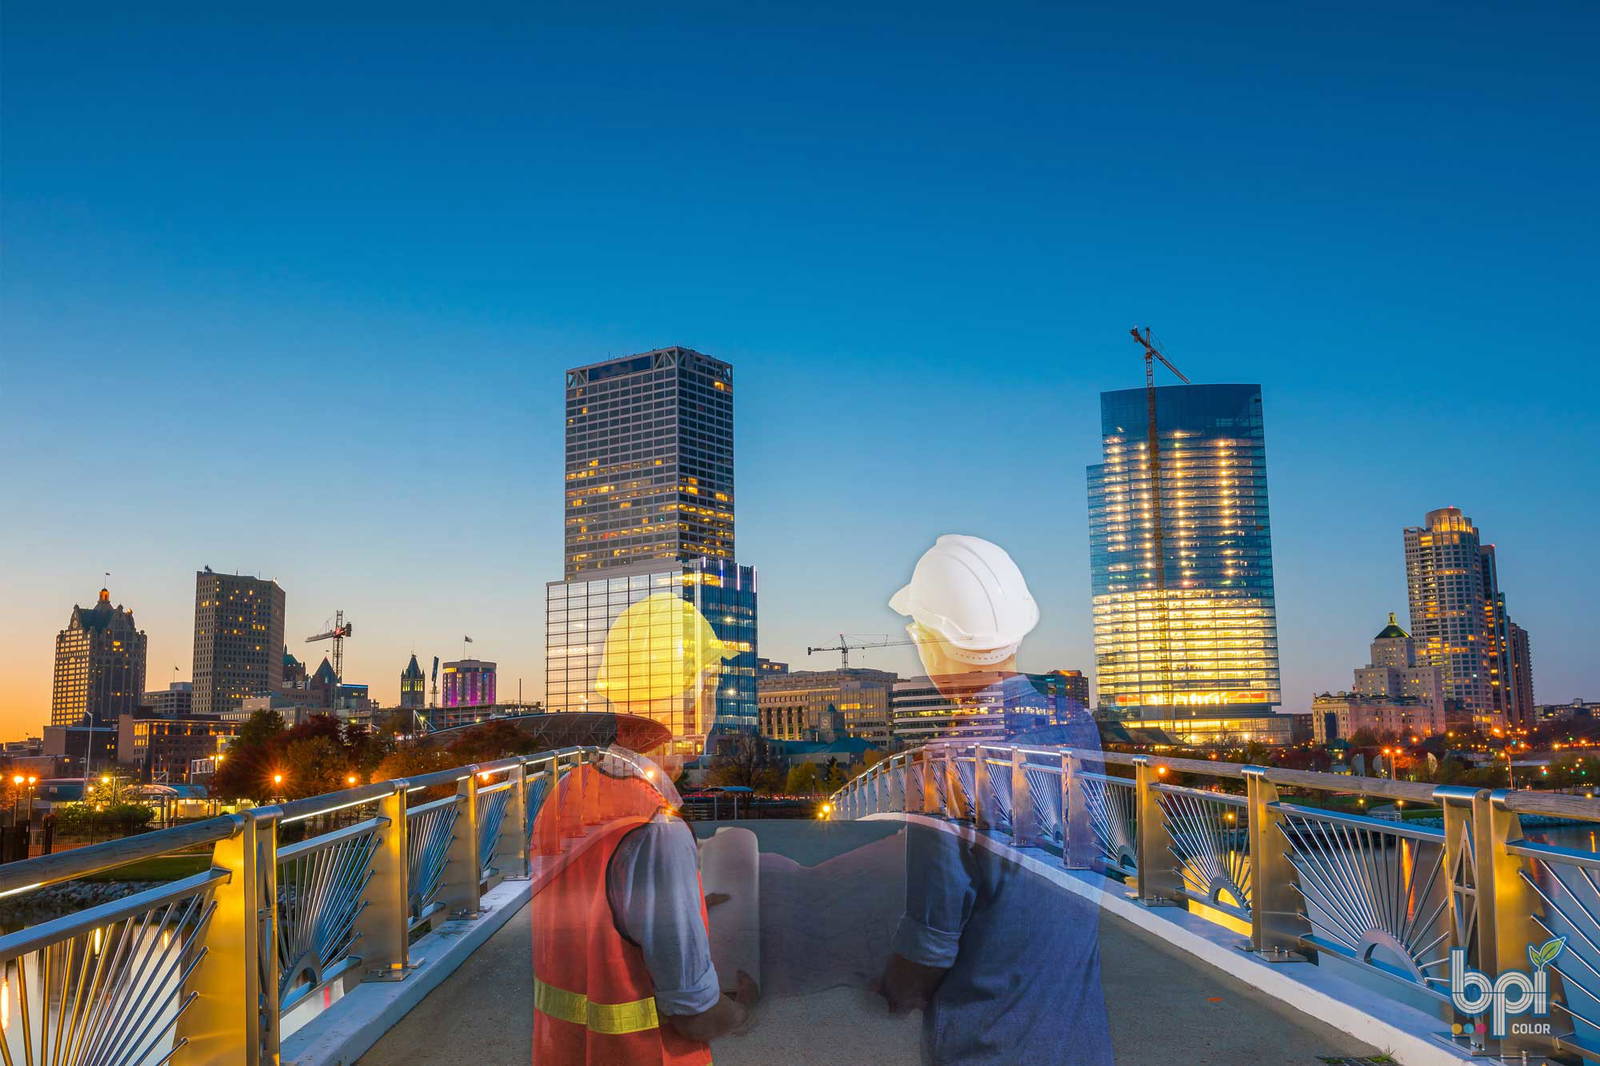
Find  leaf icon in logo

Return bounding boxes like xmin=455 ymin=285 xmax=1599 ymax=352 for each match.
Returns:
xmin=1528 ymin=937 xmax=1567 ymax=971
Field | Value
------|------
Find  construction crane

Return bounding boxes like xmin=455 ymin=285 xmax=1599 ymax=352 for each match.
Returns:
xmin=306 ymin=611 xmax=353 ymax=684
xmin=1128 ymin=328 xmax=1191 ymax=715
xmin=805 ymin=633 xmax=916 ymax=670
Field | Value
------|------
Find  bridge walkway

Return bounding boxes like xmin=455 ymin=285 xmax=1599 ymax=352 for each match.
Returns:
xmin=358 ymin=820 xmax=1380 ymax=1066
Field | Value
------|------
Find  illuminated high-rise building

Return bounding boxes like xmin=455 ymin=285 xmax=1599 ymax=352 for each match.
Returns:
xmin=564 ymin=347 xmax=734 ymax=578
xmin=1403 ymin=507 xmax=1532 ymax=731
xmin=192 ymin=570 xmax=285 ymax=716
xmin=1088 ymin=383 xmax=1281 ymax=719
xmin=52 ymin=588 xmax=148 ymax=727
xmin=548 ymin=347 xmax=757 ymax=753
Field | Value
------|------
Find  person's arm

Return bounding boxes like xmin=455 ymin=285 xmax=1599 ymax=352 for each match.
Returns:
xmin=879 ymin=821 xmax=975 ymax=1012
xmin=608 ymin=815 xmax=759 ymax=1040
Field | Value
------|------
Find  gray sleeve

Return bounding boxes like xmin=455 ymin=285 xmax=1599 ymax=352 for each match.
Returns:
xmin=607 ymin=814 xmax=722 ymax=1017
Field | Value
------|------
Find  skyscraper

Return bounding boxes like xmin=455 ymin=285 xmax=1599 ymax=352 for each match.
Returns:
xmin=192 ymin=569 xmax=286 ymax=716
xmin=564 ymin=347 xmax=734 ymax=578
xmin=1403 ymin=507 xmax=1526 ymax=732
xmin=52 ymin=588 xmax=148 ymax=727
xmin=1509 ymin=621 xmax=1535 ymax=730
xmin=400 ymin=654 xmax=426 ymax=709
xmin=548 ymin=348 xmax=757 ymax=753
xmin=1088 ymin=383 xmax=1282 ymax=719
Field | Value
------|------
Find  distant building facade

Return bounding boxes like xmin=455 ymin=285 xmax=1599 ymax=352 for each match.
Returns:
xmin=400 ymin=654 xmax=426 ymax=708
xmin=192 ymin=570 xmax=285 ymax=716
xmin=891 ymin=672 xmax=1083 ymax=745
xmin=52 ymin=588 xmax=148 ymax=728
xmin=1088 ymin=384 xmax=1282 ymax=720
xmin=758 ymin=668 xmax=898 ymax=742
xmin=117 ymin=712 xmax=236 ymax=783
xmin=1312 ymin=614 xmax=1448 ymax=743
xmin=442 ymin=659 xmax=497 ymax=708
xmin=564 ymin=348 xmax=735 ymax=577
xmin=141 ymin=682 xmax=193 ymax=718
xmin=757 ymin=658 xmax=790 ymax=676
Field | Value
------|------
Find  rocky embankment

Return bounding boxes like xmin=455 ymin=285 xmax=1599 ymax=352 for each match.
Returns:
xmin=0 ymin=880 xmax=165 ymax=932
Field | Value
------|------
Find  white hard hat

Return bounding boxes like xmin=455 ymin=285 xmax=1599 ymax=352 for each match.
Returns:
xmin=889 ymin=535 xmax=1039 ymax=665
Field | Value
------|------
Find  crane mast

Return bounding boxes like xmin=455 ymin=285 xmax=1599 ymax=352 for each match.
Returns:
xmin=1128 ymin=328 xmax=1190 ymax=717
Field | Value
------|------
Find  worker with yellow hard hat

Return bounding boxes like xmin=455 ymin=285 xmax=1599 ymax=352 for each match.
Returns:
xmin=531 ymin=591 xmax=757 ymax=1065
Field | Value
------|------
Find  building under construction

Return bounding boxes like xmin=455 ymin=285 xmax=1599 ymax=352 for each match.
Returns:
xmin=1087 ymin=335 xmax=1282 ymax=722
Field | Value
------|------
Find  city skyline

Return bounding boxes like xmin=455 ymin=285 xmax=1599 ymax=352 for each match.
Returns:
xmin=5 ymin=3 xmax=1599 ymax=735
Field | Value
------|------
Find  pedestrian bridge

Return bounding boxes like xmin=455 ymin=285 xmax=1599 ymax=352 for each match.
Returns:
xmin=3 ymin=744 xmax=1599 ymax=1065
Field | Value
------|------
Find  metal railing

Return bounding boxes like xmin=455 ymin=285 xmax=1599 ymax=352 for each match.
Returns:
xmin=0 ymin=745 xmax=603 ymax=1066
xmin=831 ymin=742 xmax=1600 ymax=1062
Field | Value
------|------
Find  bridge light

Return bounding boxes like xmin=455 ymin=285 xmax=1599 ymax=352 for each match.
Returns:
xmin=1155 ymin=765 xmax=1168 ymax=777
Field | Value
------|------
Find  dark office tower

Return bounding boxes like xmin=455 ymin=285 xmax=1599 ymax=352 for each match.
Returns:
xmin=1088 ymin=384 xmax=1282 ymax=719
xmin=52 ymin=588 xmax=148 ymax=727
xmin=563 ymin=347 xmax=734 ymax=578
xmin=400 ymin=654 xmax=426 ymax=709
xmin=1404 ymin=508 xmax=1525 ymax=732
xmin=1508 ymin=621 xmax=1535 ymax=730
xmin=192 ymin=569 xmax=286 ymax=716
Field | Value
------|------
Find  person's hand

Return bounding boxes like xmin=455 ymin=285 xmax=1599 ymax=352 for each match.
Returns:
xmin=729 ymin=969 xmax=760 ymax=1034
xmin=705 ymin=892 xmax=731 ymax=908
xmin=875 ymin=953 xmax=946 ymax=1014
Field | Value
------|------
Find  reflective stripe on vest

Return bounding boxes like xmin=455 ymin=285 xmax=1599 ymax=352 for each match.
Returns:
xmin=535 ymin=975 xmax=661 ymax=1036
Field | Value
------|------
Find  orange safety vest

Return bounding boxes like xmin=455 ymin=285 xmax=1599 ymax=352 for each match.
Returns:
xmin=530 ymin=763 xmax=714 ymax=1066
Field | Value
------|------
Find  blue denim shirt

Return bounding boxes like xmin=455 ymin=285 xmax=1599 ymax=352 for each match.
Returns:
xmin=892 ymin=673 xmax=1114 ymax=1065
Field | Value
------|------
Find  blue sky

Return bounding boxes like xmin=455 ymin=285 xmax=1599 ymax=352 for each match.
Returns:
xmin=3 ymin=0 xmax=1597 ymax=732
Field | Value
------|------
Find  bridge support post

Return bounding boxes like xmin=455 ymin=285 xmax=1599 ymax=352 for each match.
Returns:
xmin=1474 ymin=790 xmax=1550 ymax=1060
xmin=1243 ymin=766 xmax=1304 ymax=960
xmin=356 ymin=780 xmax=413 ymax=979
xmin=440 ymin=768 xmax=482 ymax=919
xmin=1133 ymin=757 xmax=1181 ymax=905
xmin=972 ymin=746 xmax=993 ymax=830
xmin=176 ymin=812 xmax=278 ymax=1066
xmin=921 ymin=748 xmax=940 ymax=815
xmin=1011 ymin=749 xmax=1039 ymax=847
xmin=1061 ymin=751 xmax=1093 ymax=869
xmin=944 ymin=748 xmax=971 ymax=821
xmin=495 ymin=763 xmax=531 ymax=880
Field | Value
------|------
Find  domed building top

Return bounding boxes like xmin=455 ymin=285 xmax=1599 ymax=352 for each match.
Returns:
xmin=1374 ymin=611 xmax=1410 ymax=641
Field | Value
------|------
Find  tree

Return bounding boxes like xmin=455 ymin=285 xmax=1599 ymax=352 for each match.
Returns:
xmin=279 ymin=735 xmax=352 ymax=799
xmin=446 ymin=720 xmax=539 ymax=764
xmin=211 ymin=710 xmax=287 ymax=800
xmin=785 ymin=762 xmax=822 ymax=795
xmin=706 ymin=734 xmax=782 ymax=792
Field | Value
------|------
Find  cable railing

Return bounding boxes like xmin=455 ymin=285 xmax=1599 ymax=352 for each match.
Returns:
xmin=0 ymin=745 xmax=603 ymax=1066
xmin=830 ymin=741 xmax=1600 ymax=1063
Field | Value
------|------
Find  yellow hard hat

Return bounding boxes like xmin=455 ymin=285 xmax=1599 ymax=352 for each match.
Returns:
xmin=593 ymin=592 xmax=734 ymax=704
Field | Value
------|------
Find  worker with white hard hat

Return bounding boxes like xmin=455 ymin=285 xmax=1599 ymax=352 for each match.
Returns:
xmin=878 ymin=534 xmax=1112 ymax=1066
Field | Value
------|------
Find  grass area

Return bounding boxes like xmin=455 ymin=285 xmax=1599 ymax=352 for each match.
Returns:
xmin=75 ymin=852 xmax=212 ymax=883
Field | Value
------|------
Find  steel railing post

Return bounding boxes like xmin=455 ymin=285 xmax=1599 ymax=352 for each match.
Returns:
xmin=1243 ymin=766 xmax=1304 ymax=959
xmin=175 ymin=811 xmax=276 ymax=1066
xmin=355 ymin=780 xmax=412 ymax=979
xmin=497 ymin=763 xmax=531 ymax=880
xmin=1062 ymin=751 xmax=1092 ymax=869
xmin=1474 ymin=790 xmax=1550 ymax=1059
xmin=1010 ymin=748 xmax=1038 ymax=847
xmin=1133 ymin=757 xmax=1181 ymax=904
xmin=973 ymin=746 xmax=993 ymax=830
xmin=945 ymin=748 xmax=971 ymax=821
xmin=440 ymin=769 xmax=482 ymax=919
xmin=921 ymin=747 xmax=940 ymax=815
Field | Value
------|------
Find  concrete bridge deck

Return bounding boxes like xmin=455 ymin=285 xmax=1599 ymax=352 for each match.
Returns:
xmin=358 ymin=820 xmax=1381 ymax=1066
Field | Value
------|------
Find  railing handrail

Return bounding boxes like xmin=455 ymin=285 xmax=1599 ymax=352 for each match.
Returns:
xmin=0 ymin=813 xmax=243 ymax=896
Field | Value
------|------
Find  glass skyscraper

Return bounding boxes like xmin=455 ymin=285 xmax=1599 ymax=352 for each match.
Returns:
xmin=548 ymin=348 xmax=757 ymax=753
xmin=545 ymin=559 xmax=758 ymax=750
xmin=1088 ymin=383 xmax=1281 ymax=719
xmin=564 ymin=347 xmax=734 ymax=578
